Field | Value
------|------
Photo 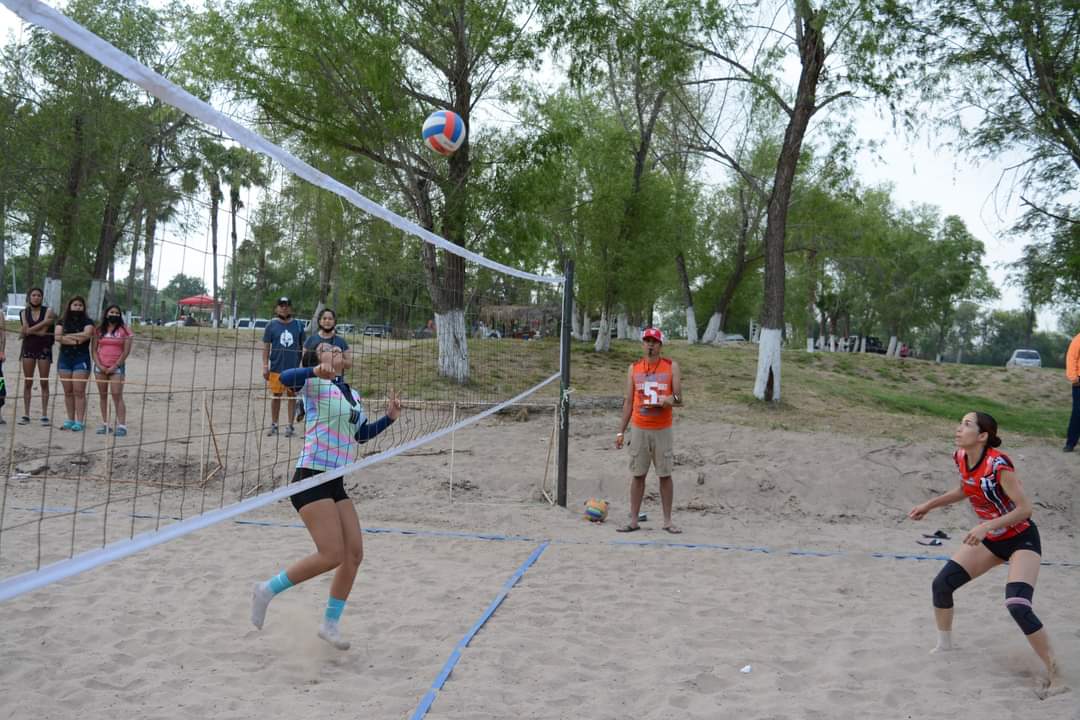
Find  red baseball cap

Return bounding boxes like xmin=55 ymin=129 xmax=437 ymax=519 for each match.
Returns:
xmin=641 ymin=327 xmax=663 ymax=344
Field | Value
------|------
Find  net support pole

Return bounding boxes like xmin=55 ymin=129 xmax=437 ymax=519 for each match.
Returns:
xmin=556 ymin=260 xmax=574 ymax=508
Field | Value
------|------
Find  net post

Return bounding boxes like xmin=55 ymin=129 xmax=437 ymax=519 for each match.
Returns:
xmin=557 ymin=260 xmax=574 ymax=508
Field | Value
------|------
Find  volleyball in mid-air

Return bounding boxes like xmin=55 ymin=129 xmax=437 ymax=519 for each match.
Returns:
xmin=422 ymin=109 xmax=466 ymax=156
xmin=584 ymin=498 xmax=609 ymax=522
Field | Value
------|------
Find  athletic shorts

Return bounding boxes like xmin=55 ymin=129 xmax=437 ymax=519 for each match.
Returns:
xmin=95 ymin=363 xmax=125 ymax=377
xmin=267 ymin=371 xmax=296 ymax=396
xmin=21 ymin=347 xmax=52 ymax=362
xmin=629 ymin=425 xmax=674 ymax=477
xmin=57 ymin=353 xmax=92 ymax=374
xmin=290 ymin=466 xmax=349 ymax=511
xmin=983 ymin=523 xmax=1041 ymax=561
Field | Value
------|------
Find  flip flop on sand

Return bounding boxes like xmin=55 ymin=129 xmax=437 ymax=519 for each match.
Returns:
xmin=923 ymin=530 xmax=950 ymax=540
xmin=663 ymin=526 xmax=683 ymax=534
xmin=616 ymin=524 xmax=640 ymax=533
xmin=917 ymin=538 xmax=942 ymax=546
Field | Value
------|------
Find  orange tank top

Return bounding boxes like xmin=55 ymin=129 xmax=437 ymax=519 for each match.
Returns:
xmin=631 ymin=357 xmax=673 ymax=430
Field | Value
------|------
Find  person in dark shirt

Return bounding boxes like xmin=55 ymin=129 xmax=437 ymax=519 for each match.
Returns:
xmin=261 ymin=297 xmax=305 ymax=437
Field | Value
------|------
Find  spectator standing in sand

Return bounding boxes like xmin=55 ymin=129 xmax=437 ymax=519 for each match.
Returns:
xmin=92 ymin=304 xmax=134 ymax=437
xmin=55 ymin=296 xmax=94 ymax=432
xmin=1064 ymin=330 xmax=1079 ymax=452
xmin=18 ymin=287 xmax=56 ymax=426
xmin=614 ymin=327 xmax=682 ymax=534
xmin=262 ymin=297 xmax=305 ymax=437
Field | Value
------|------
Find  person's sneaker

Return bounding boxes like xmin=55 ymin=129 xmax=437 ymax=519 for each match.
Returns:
xmin=317 ymin=621 xmax=351 ymax=650
xmin=96 ymin=424 xmax=110 ymax=435
xmin=71 ymin=421 xmax=84 ymax=432
xmin=266 ymin=424 xmax=278 ymax=437
xmin=17 ymin=416 xmax=30 ymax=425
xmin=40 ymin=416 xmax=50 ymax=427
xmin=0 ymin=416 xmax=6 ymax=425
xmin=60 ymin=420 xmax=75 ymax=431
xmin=1065 ymin=444 xmax=1076 ymax=453
xmin=114 ymin=425 xmax=128 ymax=437
xmin=284 ymin=424 xmax=295 ymax=438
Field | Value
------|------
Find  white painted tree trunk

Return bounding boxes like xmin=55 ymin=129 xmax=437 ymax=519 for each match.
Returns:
xmin=886 ymin=335 xmax=898 ymax=357
xmin=435 ymin=309 xmax=469 ymax=383
xmin=753 ymin=328 xmax=783 ymax=401
xmin=87 ymin=279 xmax=107 ymax=321
xmin=829 ymin=335 xmax=836 ymax=352
xmin=806 ymin=338 xmax=814 ymax=352
xmin=859 ymin=336 xmax=866 ymax=353
xmin=701 ymin=312 xmax=722 ymax=344
xmin=571 ymin=299 xmax=581 ymax=340
xmin=616 ymin=311 xmax=628 ymax=340
xmin=935 ymin=353 xmax=942 ymax=363
xmin=685 ymin=306 xmax=698 ymax=344
xmin=593 ymin=309 xmax=611 ymax=352
xmin=44 ymin=277 xmax=62 ymax=315
xmin=956 ymin=348 xmax=963 ymax=364
xmin=579 ymin=310 xmax=591 ymax=341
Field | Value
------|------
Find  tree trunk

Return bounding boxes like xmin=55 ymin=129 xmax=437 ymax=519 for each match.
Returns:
xmin=753 ymin=7 xmax=825 ymax=402
xmin=125 ymin=202 xmax=145 ymax=309
xmin=886 ymin=335 xmax=898 ymax=357
xmin=435 ymin=308 xmax=469 ymax=381
xmin=675 ymin=251 xmax=697 ymax=343
xmin=210 ymin=183 xmax=220 ymax=327
xmin=571 ymin=298 xmax=581 ymax=340
xmin=90 ymin=180 xmax=127 ymax=319
xmin=50 ymin=113 xmax=86 ymax=280
xmin=141 ymin=208 xmax=158 ymax=318
xmin=579 ymin=308 xmax=591 ymax=342
xmin=26 ymin=207 xmax=46 ymax=292
xmin=593 ymin=306 xmax=611 ymax=352
xmin=616 ymin=311 xmax=628 ymax=340
xmin=229 ymin=188 xmax=241 ymax=327
xmin=0 ymin=189 xmax=6 ymax=300
xmin=702 ymin=312 xmax=723 ymax=344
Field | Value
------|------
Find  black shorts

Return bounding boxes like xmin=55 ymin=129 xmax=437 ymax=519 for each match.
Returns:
xmin=982 ymin=522 xmax=1041 ymax=561
xmin=290 ymin=466 xmax=349 ymax=511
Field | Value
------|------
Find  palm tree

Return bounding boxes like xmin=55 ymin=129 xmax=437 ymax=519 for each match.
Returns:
xmin=224 ymin=147 xmax=268 ymax=326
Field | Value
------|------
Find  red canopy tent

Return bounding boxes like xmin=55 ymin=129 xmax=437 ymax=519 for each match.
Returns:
xmin=177 ymin=294 xmax=220 ymax=309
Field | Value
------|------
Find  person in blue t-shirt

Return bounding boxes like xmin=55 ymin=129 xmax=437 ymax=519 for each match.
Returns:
xmin=261 ymin=297 xmax=305 ymax=437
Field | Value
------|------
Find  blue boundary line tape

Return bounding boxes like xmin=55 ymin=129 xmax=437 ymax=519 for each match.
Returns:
xmin=408 ymin=541 xmax=549 ymax=720
xmin=10 ymin=505 xmax=1080 ymax=568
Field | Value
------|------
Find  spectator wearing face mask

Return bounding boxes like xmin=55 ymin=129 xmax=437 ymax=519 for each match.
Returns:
xmin=92 ymin=304 xmax=134 ymax=437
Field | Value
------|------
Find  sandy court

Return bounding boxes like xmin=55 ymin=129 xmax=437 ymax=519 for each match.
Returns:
xmin=2 ymin=334 xmax=1080 ymax=718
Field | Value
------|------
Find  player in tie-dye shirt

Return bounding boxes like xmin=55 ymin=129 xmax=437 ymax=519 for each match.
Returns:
xmin=249 ymin=342 xmax=401 ymax=651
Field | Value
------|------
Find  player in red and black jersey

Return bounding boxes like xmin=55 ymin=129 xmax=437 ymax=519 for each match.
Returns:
xmin=908 ymin=412 xmax=1064 ymax=697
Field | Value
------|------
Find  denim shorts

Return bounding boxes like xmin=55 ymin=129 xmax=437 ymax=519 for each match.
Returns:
xmin=58 ymin=353 xmax=92 ymax=374
xmin=95 ymin=363 xmax=126 ymax=377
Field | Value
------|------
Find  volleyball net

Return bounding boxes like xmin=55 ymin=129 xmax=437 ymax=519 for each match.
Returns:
xmin=0 ymin=0 xmax=566 ymax=602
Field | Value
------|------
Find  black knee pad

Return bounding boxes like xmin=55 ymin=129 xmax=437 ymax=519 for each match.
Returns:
xmin=932 ymin=560 xmax=972 ymax=609
xmin=1005 ymin=582 xmax=1043 ymax=635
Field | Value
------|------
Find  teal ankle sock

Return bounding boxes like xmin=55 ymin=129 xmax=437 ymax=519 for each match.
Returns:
xmin=267 ymin=570 xmax=293 ymax=595
xmin=325 ymin=596 xmax=346 ymax=622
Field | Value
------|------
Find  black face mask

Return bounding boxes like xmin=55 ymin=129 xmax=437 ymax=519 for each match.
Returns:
xmin=107 ymin=315 xmax=121 ymax=322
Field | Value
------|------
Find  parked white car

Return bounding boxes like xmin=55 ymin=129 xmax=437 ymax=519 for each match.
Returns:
xmin=1005 ymin=349 xmax=1042 ymax=368
xmin=4 ymin=305 xmax=24 ymax=322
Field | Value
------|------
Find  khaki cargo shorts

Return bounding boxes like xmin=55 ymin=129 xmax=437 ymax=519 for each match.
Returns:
xmin=629 ymin=425 xmax=674 ymax=477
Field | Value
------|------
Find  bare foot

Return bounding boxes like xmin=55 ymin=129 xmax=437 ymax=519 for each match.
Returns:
xmin=1035 ymin=660 xmax=1069 ymax=699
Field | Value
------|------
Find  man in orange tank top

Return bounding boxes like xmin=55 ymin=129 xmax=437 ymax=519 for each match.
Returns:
xmin=615 ymin=327 xmax=682 ymax=533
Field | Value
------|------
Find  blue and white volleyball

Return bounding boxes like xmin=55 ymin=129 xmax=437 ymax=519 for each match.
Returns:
xmin=422 ymin=109 xmax=466 ymax=156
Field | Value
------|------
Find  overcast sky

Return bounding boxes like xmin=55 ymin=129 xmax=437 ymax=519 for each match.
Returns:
xmin=0 ymin=3 xmax=1061 ymax=330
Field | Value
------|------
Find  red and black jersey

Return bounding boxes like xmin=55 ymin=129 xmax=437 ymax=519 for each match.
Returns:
xmin=953 ymin=447 xmax=1029 ymax=541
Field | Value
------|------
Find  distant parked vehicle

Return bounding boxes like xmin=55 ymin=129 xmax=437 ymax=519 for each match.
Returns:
xmin=4 ymin=305 xmax=24 ymax=322
xmin=863 ymin=336 xmax=887 ymax=354
xmin=237 ymin=318 xmax=271 ymax=331
xmin=413 ymin=326 xmax=434 ymax=339
xmin=722 ymin=333 xmax=746 ymax=343
xmin=337 ymin=323 xmax=356 ymax=336
xmin=1005 ymin=348 xmax=1041 ymax=368
xmin=363 ymin=324 xmax=391 ymax=337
